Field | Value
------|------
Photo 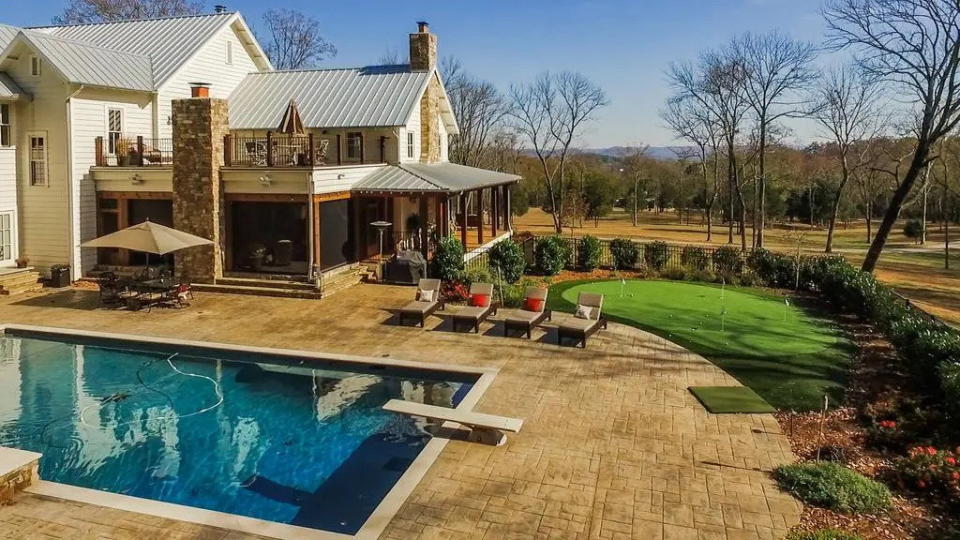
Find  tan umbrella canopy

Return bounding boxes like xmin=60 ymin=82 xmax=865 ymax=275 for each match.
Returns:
xmin=81 ymin=220 xmax=213 ymax=255
xmin=277 ymin=99 xmax=305 ymax=135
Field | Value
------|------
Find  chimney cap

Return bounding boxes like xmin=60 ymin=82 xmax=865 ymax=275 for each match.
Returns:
xmin=417 ymin=21 xmax=429 ymax=32
xmin=214 ymin=5 xmax=227 ymax=13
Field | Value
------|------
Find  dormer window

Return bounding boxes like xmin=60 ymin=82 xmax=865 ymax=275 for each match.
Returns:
xmin=30 ymin=56 xmax=41 ymax=77
xmin=226 ymin=41 xmax=233 ymax=65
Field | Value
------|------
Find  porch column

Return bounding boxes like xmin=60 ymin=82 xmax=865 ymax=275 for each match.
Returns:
xmin=459 ymin=193 xmax=467 ymax=247
xmin=491 ymin=186 xmax=499 ymax=238
xmin=505 ymin=184 xmax=513 ymax=231
xmin=419 ymin=195 xmax=429 ymax=259
xmin=477 ymin=189 xmax=484 ymax=245
xmin=312 ymin=197 xmax=321 ymax=273
xmin=436 ymin=194 xmax=446 ymax=238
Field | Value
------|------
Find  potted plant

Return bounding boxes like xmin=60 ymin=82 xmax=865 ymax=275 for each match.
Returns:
xmin=115 ymin=137 xmax=136 ymax=166
xmin=14 ymin=256 xmax=28 ymax=269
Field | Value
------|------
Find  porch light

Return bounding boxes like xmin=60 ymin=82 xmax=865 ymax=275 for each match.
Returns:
xmin=258 ymin=175 xmax=272 ymax=186
xmin=130 ymin=173 xmax=144 ymax=185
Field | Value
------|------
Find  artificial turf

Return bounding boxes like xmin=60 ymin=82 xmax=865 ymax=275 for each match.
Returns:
xmin=688 ymin=386 xmax=776 ymax=414
xmin=548 ymin=279 xmax=852 ymax=412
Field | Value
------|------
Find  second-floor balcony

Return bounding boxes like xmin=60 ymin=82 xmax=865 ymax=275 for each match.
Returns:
xmin=224 ymin=133 xmax=387 ymax=168
xmin=95 ymin=136 xmax=173 ymax=167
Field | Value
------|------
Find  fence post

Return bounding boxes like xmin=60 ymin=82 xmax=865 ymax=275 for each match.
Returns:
xmin=136 ymin=136 xmax=144 ymax=166
xmin=266 ymin=131 xmax=274 ymax=167
xmin=95 ymin=137 xmax=104 ymax=166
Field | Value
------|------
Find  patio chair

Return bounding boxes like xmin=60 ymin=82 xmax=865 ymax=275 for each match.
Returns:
xmin=557 ymin=292 xmax=607 ymax=347
xmin=450 ymin=283 xmax=497 ymax=333
xmin=98 ymin=272 xmax=125 ymax=307
xmin=398 ymin=278 xmax=444 ymax=327
xmin=502 ymin=286 xmax=551 ymax=339
xmin=314 ymin=139 xmax=330 ymax=166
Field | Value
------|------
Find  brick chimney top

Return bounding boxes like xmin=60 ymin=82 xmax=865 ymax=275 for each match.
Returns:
xmin=409 ymin=22 xmax=437 ymax=72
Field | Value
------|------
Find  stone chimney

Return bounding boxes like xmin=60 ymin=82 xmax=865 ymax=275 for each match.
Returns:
xmin=409 ymin=21 xmax=437 ymax=72
xmin=171 ymin=96 xmax=228 ymax=283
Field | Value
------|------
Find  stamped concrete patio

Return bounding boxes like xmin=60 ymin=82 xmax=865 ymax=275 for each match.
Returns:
xmin=0 ymin=283 xmax=801 ymax=539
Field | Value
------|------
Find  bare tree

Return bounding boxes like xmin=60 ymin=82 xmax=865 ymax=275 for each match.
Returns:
xmin=825 ymin=0 xmax=960 ymax=272
xmin=669 ymin=50 xmax=751 ymax=249
xmin=259 ymin=9 xmax=336 ymax=70
xmin=509 ymin=72 xmax=608 ymax=232
xmin=442 ymin=57 xmax=510 ymax=168
xmin=732 ymin=31 xmax=818 ymax=248
xmin=377 ymin=48 xmax=401 ymax=65
xmin=54 ymin=0 xmax=202 ymax=24
xmin=621 ymin=146 xmax=651 ymax=226
xmin=810 ymin=66 xmax=885 ymax=252
xmin=661 ymin=100 xmax=722 ymax=241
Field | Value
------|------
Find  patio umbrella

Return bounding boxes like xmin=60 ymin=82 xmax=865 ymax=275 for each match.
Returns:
xmin=277 ymin=99 xmax=305 ymax=135
xmin=81 ymin=220 xmax=213 ymax=255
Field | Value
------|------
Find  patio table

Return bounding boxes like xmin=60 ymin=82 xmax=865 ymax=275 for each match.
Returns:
xmin=126 ymin=278 xmax=177 ymax=311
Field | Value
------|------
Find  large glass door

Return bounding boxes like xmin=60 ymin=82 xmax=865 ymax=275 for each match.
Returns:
xmin=0 ymin=211 xmax=15 ymax=266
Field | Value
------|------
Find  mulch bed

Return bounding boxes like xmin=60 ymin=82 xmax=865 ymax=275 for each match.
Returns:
xmin=776 ymin=315 xmax=959 ymax=539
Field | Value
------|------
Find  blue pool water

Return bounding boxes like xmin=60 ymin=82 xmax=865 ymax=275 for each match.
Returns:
xmin=0 ymin=332 xmax=475 ymax=534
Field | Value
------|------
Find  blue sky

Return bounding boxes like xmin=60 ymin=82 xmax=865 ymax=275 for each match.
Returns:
xmin=12 ymin=0 xmax=831 ymax=147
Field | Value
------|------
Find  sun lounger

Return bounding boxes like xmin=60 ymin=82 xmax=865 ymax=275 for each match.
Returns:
xmin=398 ymin=278 xmax=443 ymax=327
xmin=450 ymin=282 xmax=497 ymax=333
xmin=557 ymin=292 xmax=607 ymax=347
xmin=383 ymin=398 xmax=522 ymax=446
xmin=503 ymin=286 xmax=551 ymax=338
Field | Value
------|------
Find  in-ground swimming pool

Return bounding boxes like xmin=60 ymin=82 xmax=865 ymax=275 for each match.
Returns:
xmin=0 ymin=329 xmax=480 ymax=535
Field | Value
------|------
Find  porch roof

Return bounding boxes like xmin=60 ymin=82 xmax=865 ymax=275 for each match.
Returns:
xmin=352 ymin=162 xmax=520 ymax=194
xmin=0 ymin=72 xmax=25 ymax=100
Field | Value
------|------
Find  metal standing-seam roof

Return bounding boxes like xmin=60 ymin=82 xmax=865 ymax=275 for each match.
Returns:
xmin=0 ymin=24 xmax=18 ymax=51
xmin=228 ymin=66 xmax=432 ymax=130
xmin=14 ymin=30 xmax=153 ymax=91
xmin=32 ymin=12 xmax=241 ymax=88
xmin=353 ymin=163 xmax=520 ymax=194
xmin=0 ymin=72 xmax=26 ymax=99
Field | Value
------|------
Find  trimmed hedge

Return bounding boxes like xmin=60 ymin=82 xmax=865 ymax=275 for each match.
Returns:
xmin=775 ymin=462 xmax=891 ymax=514
xmin=534 ymin=235 xmax=571 ymax=276
xmin=488 ymin=238 xmax=526 ymax=284
xmin=433 ymin=236 xmax=465 ymax=282
xmin=578 ymin=235 xmax=602 ymax=271
xmin=643 ymin=241 xmax=669 ymax=271
xmin=609 ymin=238 xmax=639 ymax=270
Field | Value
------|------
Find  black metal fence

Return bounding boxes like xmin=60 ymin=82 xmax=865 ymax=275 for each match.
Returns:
xmin=95 ymin=136 xmax=173 ymax=166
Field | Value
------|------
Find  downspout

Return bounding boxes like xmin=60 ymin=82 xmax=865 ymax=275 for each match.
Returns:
xmin=65 ymin=84 xmax=86 ymax=281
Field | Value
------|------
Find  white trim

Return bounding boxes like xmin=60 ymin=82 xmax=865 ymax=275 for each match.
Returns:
xmin=104 ymin=106 xmax=124 ymax=156
xmin=0 ymin=210 xmax=18 ymax=266
xmin=29 ymin=54 xmax=41 ymax=77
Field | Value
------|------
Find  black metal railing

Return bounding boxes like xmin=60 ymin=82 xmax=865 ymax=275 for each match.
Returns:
xmin=224 ymin=133 xmax=345 ymax=168
xmin=95 ymin=136 xmax=173 ymax=166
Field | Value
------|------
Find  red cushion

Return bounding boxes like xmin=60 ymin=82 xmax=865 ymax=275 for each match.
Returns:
xmin=470 ymin=293 xmax=490 ymax=307
xmin=525 ymin=297 xmax=544 ymax=312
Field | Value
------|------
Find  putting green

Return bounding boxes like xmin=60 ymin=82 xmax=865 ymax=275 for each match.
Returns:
xmin=548 ymin=280 xmax=852 ymax=411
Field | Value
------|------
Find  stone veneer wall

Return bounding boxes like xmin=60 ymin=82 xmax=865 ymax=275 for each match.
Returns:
xmin=171 ymin=98 xmax=229 ymax=283
xmin=419 ymin=75 xmax=442 ymax=163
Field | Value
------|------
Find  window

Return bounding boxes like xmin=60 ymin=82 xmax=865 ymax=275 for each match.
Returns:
xmin=30 ymin=56 xmax=41 ymax=77
xmin=107 ymin=108 xmax=122 ymax=155
xmin=0 ymin=105 xmax=9 ymax=147
xmin=226 ymin=41 xmax=233 ymax=65
xmin=28 ymin=134 xmax=46 ymax=186
xmin=0 ymin=212 xmax=13 ymax=263
xmin=346 ymin=132 xmax=362 ymax=160
xmin=407 ymin=132 xmax=415 ymax=158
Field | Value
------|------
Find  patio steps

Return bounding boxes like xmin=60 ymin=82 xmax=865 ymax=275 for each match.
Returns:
xmin=193 ymin=267 xmax=363 ymax=299
xmin=0 ymin=270 xmax=42 ymax=296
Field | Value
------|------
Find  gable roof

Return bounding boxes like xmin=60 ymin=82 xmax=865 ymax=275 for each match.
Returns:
xmin=27 ymin=12 xmax=269 ymax=88
xmin=353 ymin=162 xmax=520 ymax=194
xmin=228 ymin=65 xmax=433 ymax=130
xmin=8 ymin=30 xmax=154 ymax=91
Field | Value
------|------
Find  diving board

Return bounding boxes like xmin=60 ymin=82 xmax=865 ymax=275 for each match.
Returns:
xmin=383 ymin=399 xmax=522 ymax=446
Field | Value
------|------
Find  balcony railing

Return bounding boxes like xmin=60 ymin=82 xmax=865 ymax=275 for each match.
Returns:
xmin=224 ymin=132 xmax=385 ymax=168
xmin=95 ymin=136 xmax=173 ymax=167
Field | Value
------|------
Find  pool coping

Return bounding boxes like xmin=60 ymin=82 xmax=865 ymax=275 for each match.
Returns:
xmin=0 ymin=323 xmax=501 ymax=540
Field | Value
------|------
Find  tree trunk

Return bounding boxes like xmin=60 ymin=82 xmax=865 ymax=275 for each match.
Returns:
xmin=826 ymin=156 xmax=850 ymax=254
xmin=862 ymin=144 xmax=931 ymax=272
xmin=632 ymin=177 xmax=639 ymax=227
xmin=757 ymin=121 xmax=767 ymax=248
xmin=865 ymin=201 xmax=872 ymax=244
xmin=921 ymin=179 xmax=928 ymax=244
xmin=727 ymin=140 xmax=736 ymax=244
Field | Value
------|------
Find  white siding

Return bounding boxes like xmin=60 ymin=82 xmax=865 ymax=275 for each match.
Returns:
xmin=438 ymin=120 xmax=448 ymax=162
xmin=0 ymin=146 xmax=18 ymax=264
xmin=400 ymin=100 xmax=421 ymax=164
xmin=156 ymin=22 xmax=261 ymax=138
xmin=70 ymin=89 xmax=153 ymax=276
xmin=3 ymin=41 xmax=72 ymax=275
xmin=312 ymin=164 xmax=385 ymax=194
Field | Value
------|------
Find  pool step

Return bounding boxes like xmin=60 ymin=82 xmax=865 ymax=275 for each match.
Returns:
xmin=0 ymin=269 xmax=42 ymax=296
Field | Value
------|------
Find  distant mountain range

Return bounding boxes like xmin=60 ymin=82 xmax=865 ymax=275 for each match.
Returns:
xmin=580 ymin=146 xmax=694 ymax=160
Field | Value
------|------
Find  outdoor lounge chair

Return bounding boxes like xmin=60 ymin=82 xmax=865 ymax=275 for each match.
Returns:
xmin=450 ymin=283 xmax=497 ymax=333
xmin=557 ymin=292 xmax=607 ymax=347
xmin=503 ymin=286 xmax=551 ymax=339
xmin=398 ymin=278 xmax=444 ymax=327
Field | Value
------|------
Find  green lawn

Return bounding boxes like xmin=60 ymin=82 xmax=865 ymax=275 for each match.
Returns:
xmin=548 ymin=280 xmax=853 ymax=411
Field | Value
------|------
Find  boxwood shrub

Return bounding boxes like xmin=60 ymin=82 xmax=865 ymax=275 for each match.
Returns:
xmin=609 ymin=238 xmax=639 ymax=270
xmin=643 ymin=241 xmax=670 ymax=271
xmin=712 ymin=245 xmax=744 ymax=278
xmin=433 ymin=236 xmax=465 ymax=282
xmin=680 ymin=246 xmax=709 ymax=271
xmin=534 ymin=235 xmax=571 ymax=276
xmin=774 ymin=462 xmax=891 ymax=514
xmin=577 ymin=235 xmax=602 ymax=271
xmin=487 ymin=238 xmax=526 ymax=284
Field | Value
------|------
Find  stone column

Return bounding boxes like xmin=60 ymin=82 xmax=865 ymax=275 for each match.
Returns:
xmin=171 ymin=97 xmax=229 ymax=283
